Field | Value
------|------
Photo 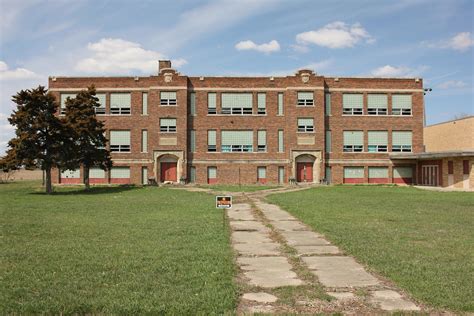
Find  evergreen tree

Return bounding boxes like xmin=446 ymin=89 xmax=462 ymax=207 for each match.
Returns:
xmin=63 ymin=86 xmax=112 ymax=190
xmin=8 ymin=86 xmax=67 ymax=194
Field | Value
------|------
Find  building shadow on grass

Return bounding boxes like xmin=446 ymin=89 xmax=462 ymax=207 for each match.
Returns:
xmin=31 ymin=185 xmax=138 ymax=196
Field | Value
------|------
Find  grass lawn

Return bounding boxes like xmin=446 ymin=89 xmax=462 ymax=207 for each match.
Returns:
xmin=0 ymin=181 xmax=237 ymax=314
xmin=268 ymin=185 xmax=474 ymax=312
xmin=201 ymin=184 xmax=280 ymax=192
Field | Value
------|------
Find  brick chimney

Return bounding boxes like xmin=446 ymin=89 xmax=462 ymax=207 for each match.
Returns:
xmin=158 ymin=60 xmax=172 ymax=73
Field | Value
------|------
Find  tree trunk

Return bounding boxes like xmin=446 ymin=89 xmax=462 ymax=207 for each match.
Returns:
xmin=45 ymin=167 xmax=53 ymax=194
xmin=83 ymin=165 xmax=90 ymax=190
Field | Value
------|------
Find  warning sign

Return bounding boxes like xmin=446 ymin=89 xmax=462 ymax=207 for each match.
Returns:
xmin=216 ymin=196 xmax=232 ymax=209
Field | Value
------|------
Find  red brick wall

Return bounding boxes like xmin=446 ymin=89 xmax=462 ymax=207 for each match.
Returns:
xmin=49 ymin=69 xmax=424 ymax=185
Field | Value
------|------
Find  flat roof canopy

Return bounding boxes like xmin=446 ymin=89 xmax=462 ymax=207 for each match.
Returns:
xmin=390 ymin=150 xmax=474 ymax=160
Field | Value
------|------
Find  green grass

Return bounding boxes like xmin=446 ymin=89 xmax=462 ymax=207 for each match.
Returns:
xmin=0 ymin=181 xmax=237 ymax=314
xmin=268 ymin=186 xmax=474 ymax=312
xmin=201 ymin=184 xmax=280 ymax=192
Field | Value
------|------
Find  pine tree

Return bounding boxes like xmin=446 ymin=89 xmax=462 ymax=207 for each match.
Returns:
xmin=63 ymin=86 xmax=112 ymax=190
xmin=8 ymin=86 xmax=68 ymax=194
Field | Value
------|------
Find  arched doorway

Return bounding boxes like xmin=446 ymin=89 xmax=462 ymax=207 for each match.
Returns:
xmin=157 ymin=154 xmax=178 ymax=182
xmin=295 ymin=154 xmax=316 ymax=183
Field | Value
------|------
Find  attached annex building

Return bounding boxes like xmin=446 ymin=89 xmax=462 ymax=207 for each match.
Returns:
xmin=51 ymin=60 xmax=426 ymax=185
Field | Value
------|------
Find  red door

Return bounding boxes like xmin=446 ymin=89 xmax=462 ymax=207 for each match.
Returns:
xmin=160 ymin=162 xmax=177 ymax=182
xmin=296 ymin=163 xmax=313 ymax=182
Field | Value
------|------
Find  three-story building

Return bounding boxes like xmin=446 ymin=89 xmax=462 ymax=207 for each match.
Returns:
xmin=50 ymin=60 xmax=424 ymax=185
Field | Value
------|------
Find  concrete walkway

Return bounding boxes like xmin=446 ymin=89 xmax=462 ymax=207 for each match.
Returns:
xmin=230 ymin=196 xmax=421 ymax=313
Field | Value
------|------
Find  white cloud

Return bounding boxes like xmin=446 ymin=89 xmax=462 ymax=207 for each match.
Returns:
xmin=370 ymin=65 xmax=429 ymax=77
xmin=235 ymin=40 xmax=280 ymax=53
xmin=0 ymin=61 xmax=40 ymax=80
xmin=437 ymin=80 xmax=468 ymax=89
xmin=296 ymin=21 xmax=374 ymax=49
xmin=75 ymin=38 xmax=186 ymax=75
xmin=422 ymin=32 xmax=474 ymax=52
xmin=151 ymin=0 xmax=280 ymax=51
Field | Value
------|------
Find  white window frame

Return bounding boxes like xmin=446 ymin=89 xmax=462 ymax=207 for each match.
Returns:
xmin=297 ymin=92 xmax=314 ymax=106
xmin=110 ymin=93 xmax=131 ymax=115
xmin=160 ymin=91 xmax=177 ymax=106
xmin=297 ymin=118 xmax=314 ymax=133
xmin=160 ymin=118 xmax=177 ymax=133
xmin=110 ymin=130 xmax=131 ymax=153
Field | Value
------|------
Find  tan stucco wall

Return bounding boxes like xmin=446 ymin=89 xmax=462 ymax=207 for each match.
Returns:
xmin=441 ymin=157 xmax=473 ymax=189
xmin=424 ymin=116 xmax=474 ymax=152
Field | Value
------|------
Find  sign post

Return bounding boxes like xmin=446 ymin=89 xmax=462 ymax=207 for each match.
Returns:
xmin=216 ymin=196 xmax=232 ymax=229
xmin=216 ymin=196 xmax=232 ymax=209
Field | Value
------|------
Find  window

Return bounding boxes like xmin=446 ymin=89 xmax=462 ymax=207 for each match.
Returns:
xmin=325 ymin=93 xmax=331 ymax=116
xmin=61 ymin=169 xmax=80 ymax=178
xmin=392 ymin=131 xmax=412 ymax=152
xmin=142 ymin=93 xmax=148 ymax=115
xmin=278 ymin=166 xmax=285 ymax=184
xmin=190 ymin=130 xmax=196 ymax=152
xmin=257 ymin=167 xmax=266 ymax=183
xmin=60 ymin=93 xmax=76 ymax=114
xmin=257 ymin=93 xmax=266 ymax=114
xmin=190 ymin=92 xmax=196 ymax=116
xmin=189 ymin=166 xmax=196 ymax=183
xmin=257 ymin=130 xmax=266 ymax=152
xmin=463 ymin=160 xmax=470 ymax=174
xmin=278 ymin=93 xmax=284 ymax=115
xmin=160 ymin=118 xmax=176 ymax=133
xmin=208 ymin=93 xmax=217 ymax=114
xmin=160 ymin=91 xmax=177 ymax=106
xmin=110 ymin=93 xmax=131 ymax=114
xmin=221 ymin=130 xmax=253 ymax=152
xmin=343 ymin=131 xmax=363 ymax=152
xmin=297 ymin=92 xmax=314 ymax=106
xmin=448 ymin=161 xmax=454 ymax=174
xmin=221 ymin=93 xmax=253 ymax=115
xmin=111 ymin=167 xmax=130 ymax=178
xmin=343 ymin=94 xmax=363 ymax=115
xmin=278 ymin=130 xmax=284 ymax=152
xmin=325 ymin=131 xmax=331 ymax=152
xmin=368 ymin=131 xmax=388 ymax=152
xmin=90 ymin=167 xmax=105 ymax=178
xmin=207 ymin=130 xmax=216 ymax=152
xmin=392 ymin=94 xmax=412 ymax=115
xmin=368 ymin=167 xmax=388 ymax=183
xmin=142 ymin=167 xmax=148 ymax=185
xmin=297 ymin=118 xmax=314 ymax=132
xmin=367 ymin=94 xmax=387 ymax=115
xmin=141 ymin=130 xmax=148 ymax=152
xmin=207 ymin=166 xmax=217 ymax=184
xmin=343 ymin=167 xmax=364 ymax=183
xmin=393 ymin=167 xmax=413 ymax=180
xmin=110 ymin=130 xmax=131 ymax=152
xmin=95 ymin=94 xmax=106 ymax=114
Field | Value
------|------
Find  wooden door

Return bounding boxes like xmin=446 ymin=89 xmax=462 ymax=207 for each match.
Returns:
xmin=161 ymin=162 xmax=177 ymax=182
xmin=297 ymin=163 xmax=313 ymax=182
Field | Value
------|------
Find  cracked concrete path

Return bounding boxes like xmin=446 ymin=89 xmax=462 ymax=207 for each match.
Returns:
xmin=248 ymin=199 xmax=421 ymax=312
xmin=228 ymin=203 xmax=303 ymax=289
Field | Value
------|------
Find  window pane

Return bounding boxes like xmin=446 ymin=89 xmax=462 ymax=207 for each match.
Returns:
xmin=221 ymin=93 xmax=252 ymax=108
xmin=343 ymin=94 xmax=363 ymax=108
xmin=221 ymin=131 xmax=253 ymax=145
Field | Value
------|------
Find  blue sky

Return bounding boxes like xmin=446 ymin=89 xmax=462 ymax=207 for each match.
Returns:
xmin=0 ymin=0 xmax=473 ymax=155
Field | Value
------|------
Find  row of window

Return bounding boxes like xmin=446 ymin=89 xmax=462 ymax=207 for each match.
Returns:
xmin=327 ymin=130 xmax=412 ymax=153
xmin=59 ymin=92 xmax=412 ymax=117
xmin=189 ymin=166 xmax=285 ymax=184
xmin=342 ymin=166 xmax=413 ymax=180
xmin=108 ymin=128 xmax=412 ymax=154
xmin=204 ymin=130 xmax=283 ymax=153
